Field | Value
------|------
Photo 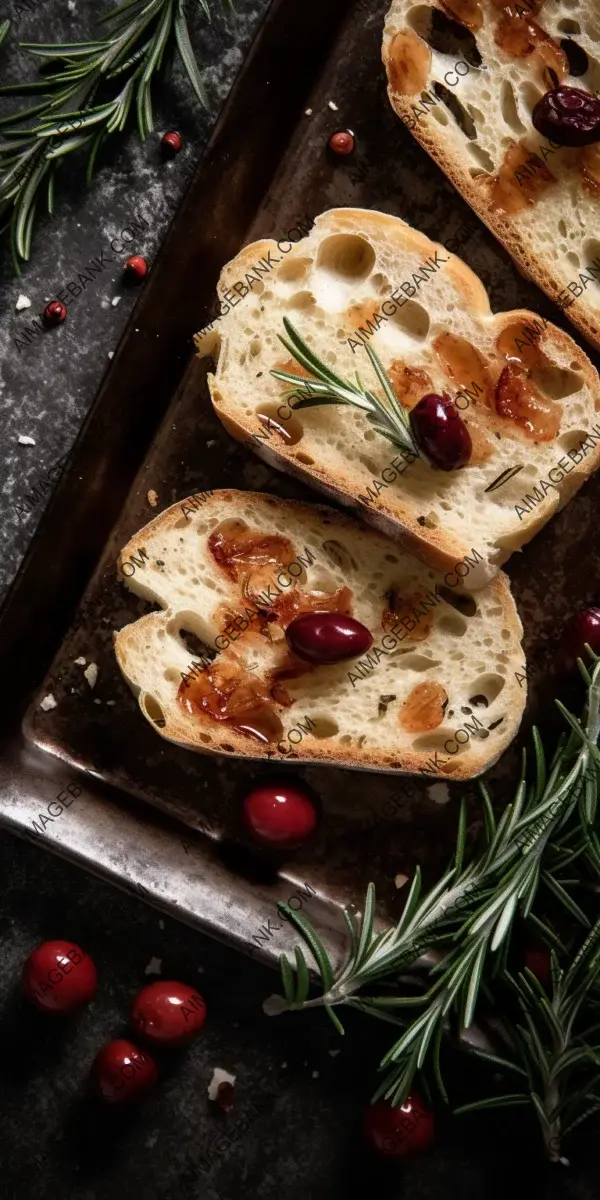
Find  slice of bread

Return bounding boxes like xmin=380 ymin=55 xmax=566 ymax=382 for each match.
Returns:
xmin=195 ymin=208 xmax=600 ymax=584
xmin=113 ymin=489 xmax=525 ymax=780
xmin=383 ymin=1 xmax=600 ymax=350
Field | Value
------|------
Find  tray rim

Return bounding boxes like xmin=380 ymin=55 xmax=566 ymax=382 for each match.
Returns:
xmin=0 ymin=0 xmax=356 ymax=972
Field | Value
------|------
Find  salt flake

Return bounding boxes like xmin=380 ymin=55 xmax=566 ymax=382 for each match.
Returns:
xmin=83 ymin=662 xmax=98 ymax=689
xmin=16 ymin=295 xmax=31 ymax=311
xmin=40 ymin=694 xmax=57 ymax=711
xmin=144 ymin=956 xmax=162 ymax=976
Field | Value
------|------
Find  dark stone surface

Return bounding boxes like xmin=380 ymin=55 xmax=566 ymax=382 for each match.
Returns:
xmin=0 ymin=0 xmax=270 ymax=605
xmin=2 ymin=3 xmax=600 ymax=1198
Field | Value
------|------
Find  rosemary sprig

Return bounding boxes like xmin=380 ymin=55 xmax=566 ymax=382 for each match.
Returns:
xmin=271 ymin=317 xmax=420 ymax=460
xmin=458 ymin=908 xmax=600 ymax=1161
xmin=0 ymin=0 xmax=230 ymax=268
xmin=266 ymin=655 xmax=600 ymax=1154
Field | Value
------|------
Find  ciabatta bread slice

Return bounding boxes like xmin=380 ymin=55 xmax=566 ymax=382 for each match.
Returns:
xmin=114 ymin=489 xmax=525 ymax=780
xmin=383 ymin=0 xmax=600 ymax=350
xmin=195 ymin=208 xmax=600 ymax=584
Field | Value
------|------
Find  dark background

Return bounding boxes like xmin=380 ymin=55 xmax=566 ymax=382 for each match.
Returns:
xmin=1 ymin=1 xmax=600 ymax=1197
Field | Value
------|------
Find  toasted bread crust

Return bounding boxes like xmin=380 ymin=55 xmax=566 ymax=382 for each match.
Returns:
xmin=197 ymin=208 xmax=600 ymax=584
xmin=114 ymin=490 xmax=525 ymax=780
xmin=382 ymin=2 xmax=600 ymax=352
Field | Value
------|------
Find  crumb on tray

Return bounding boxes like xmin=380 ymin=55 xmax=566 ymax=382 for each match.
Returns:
xmin=40 ymin=694 xmax=57 ymax=711
xmin=83 ymin=663 xmax=98 ymax=689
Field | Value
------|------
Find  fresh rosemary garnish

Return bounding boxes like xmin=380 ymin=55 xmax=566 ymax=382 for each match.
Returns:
xmin=271 ymin=317 xmax=420 ymax=461
xmin=0 ymin=0 xmax=230 ymax=269
xmin=266 ymin=652 xmax=600 ymax=1159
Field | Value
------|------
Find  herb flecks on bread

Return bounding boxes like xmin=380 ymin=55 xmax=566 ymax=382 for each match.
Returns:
xmin=114 ymin=491 xmax=525 ymax=779
xmin=196 ymin=209 xmax=600 ymax=582
xmin=383 ymin=1 xmax=600 ymax=349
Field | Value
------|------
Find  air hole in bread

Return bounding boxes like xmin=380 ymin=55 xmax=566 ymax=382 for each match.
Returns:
xmin=519 ymin=80 xmax=544 ymax=116
xmin=500 ymin=80 xmax=526 ymax=135
xmin=395 ymin=653 xmax=441 ymax=671
xmin=466 ymin=142 xmax=495 ymax=174
xmin=388 ymin=299 xmax=430 ymax=342
xmin=558 ymin=17 xmax=581 ymax=34
xmin=432 ymin=82 xmax=477 ymax=140
xmin=559 ymin=428 xmax=589 ymax=454
xmin=250 ymin=338 xmax=261 ymax=357
xmin=560 ymin=38 xmax=588 ymax=76
xmin=566 ymin=251 xmax=580 ymax=269
xmin=431 ymin=107 xmax=450 ymax=128
xmin=178 ymin=627 xmax=215 ymax=661
xmin=535 ymin=365 xmax=584 ymax=400
xmin=488 ymin=716 xmax=505 ymax=731
xmin=315 ymin=234 xmax=376 ymax=283
xmin=287 ymin=291 xmax=317 ymax=312
xmin=323 ymin=539 xmax=358 ymax=572
xmin=412 ymin=730 xmax=468 ymax=755
xmin=371 ymin=272 xmax=391 ymax=294
xmin=438 ymin=612 xmax=469 ymax=636
xmin=295 ymin=451 xmax=315 ymax=465
xmin=468 ymin=674 xmax=505 ymax=705
xmin=438 ymin=586 xmax=477 ymax=617
xmin=142 ymin=693 xmax=166 ymax=727
xmin=360 ymin=455 xmax=380 ymax=475
xmin=309 ymin=716 xmax=339 ymax=738
xmin=583 ymin=240 xmax=600 ymax=280
xmin=407 ymin=4 xmax=482 ymax=66
xmin=277 ymin=256 xmax=312 ymax=285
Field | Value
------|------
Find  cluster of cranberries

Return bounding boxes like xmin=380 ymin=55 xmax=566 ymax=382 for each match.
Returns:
xmin=21 ymin=940 xmax=206 ymax=1104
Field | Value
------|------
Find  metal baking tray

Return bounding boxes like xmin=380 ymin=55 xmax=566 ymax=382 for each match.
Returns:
xmin=2 ymin=0 xmax=600 ymax=970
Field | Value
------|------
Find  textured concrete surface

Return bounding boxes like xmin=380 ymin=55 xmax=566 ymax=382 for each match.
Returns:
xmin=0 ymin=0 xmax=269 ymax=605
xmin=2 ymin=3 xmax=600 ymax=1197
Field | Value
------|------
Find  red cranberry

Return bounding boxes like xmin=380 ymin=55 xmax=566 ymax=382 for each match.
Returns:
xmin=131 ymin=981 xmax=206 ymax=1046
xmin=162 ymin=130 xmax=183 ymax=156
xmin=124 ymin=255 xmax=148 ymax=281
xmin=91 ymin=1039 xmax=158 ymax=1103
xmin=560 ymin=607 xmax=600 ymax=674
xmin=532 ymin=86 xmax=600 ymax=147
xmin=363 ymin=1093 xmax=434 ymax=1159
xmin=243 ymin=781 xmax=318 ymax=847
xmin=328 ymin=129 xmax=355 ymax=156
xmin=22 ymin=939 xmax=97 ymax=1014
xmin=43 ymin=300 xmax=67 ymax=325
xmin=285 ymin=612 xmax=372 ymax=664
xmin=409 ymin=393 xmax=472 ymax=471
xmin=524 ymin=944 xmax=551 ymax=987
